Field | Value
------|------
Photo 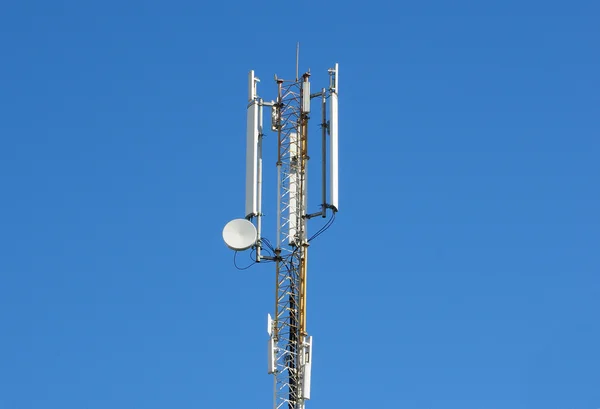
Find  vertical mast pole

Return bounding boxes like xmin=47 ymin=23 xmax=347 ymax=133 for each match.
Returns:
xmin=256 ymin=100 xmax=263 ymax=261
xmin=321 ymin=89 xmax=327 ymax=217
xmin=273 ymin=75 xmax=303 ymax=409
xmin=273 ymin=64 xmax=310 ymax=409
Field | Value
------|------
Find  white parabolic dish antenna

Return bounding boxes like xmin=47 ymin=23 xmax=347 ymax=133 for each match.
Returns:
xmin=222 ymin=219 xmax=257 ymax=251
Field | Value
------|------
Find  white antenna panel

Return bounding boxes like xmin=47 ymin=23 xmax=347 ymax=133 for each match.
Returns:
xmin=248 ymin=70 xmax=257 ymax=101
xmin=267 ymin=313 xmax=273 ymax=336
xmin=288 ymin=132 xmax=298 ymax=244
xmin=268 ymin=337 xmax=276 ymax=374
xmin=302 ymin=80 xmax=311 ymax=113
xmin=246 ymin=101 xmax=259 ymax=217
xmin=329 ymin=79 xmax=339 ymax=212
xmin=300 ymin=336 xmax=313 ymax=400
xmin=333 ymin=63 xmax=339 ymax=92
xmin=257 ymin=103 xmax=263 ymax=222
xmin=271 ymin=105 xmax=279 ymax=131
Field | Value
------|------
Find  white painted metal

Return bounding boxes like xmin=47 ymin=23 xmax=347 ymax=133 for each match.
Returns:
xmin=288 ymin=131 xmax=299 ymax=245
xmin=303 ymin=153 xmax=308 ymax=224
xmin=333 ymin=63 xmax=339 ymax=92
xmin=268 ymin=337 xmax=276 ymax=374
xmin=271 ymin=104 xmax=279 ymax=131
xmin=267 ymin=313 xmax=273 ymax=336
xmin=276 ymin=164 xmax=282 ymax=247
xmin=246 ymin=102 xmax=259 ymax=217
xmin=222 ymin=218 xmax=257 ymax=251
xmin=248 ymin=70 xmax=257 ymax=101
xmin=329 ymin=90 xmax=339 ymax=211
xmin=300 ymin=336 xmax=312 ymax=400
xmin=302 ymin=81 xmax=311 ymax=113
xmin=257 ymin=101 xmax=264 ymax=252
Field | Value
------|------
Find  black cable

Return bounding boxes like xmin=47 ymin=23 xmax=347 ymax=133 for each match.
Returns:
xmin=309 ymin=213 xmax=335 ymax=241
xmin=261 ymin=237 xmax=276 ymax=253
xmin=265 ymin=238 xmax=276 ymax=252
xmin=256 ymin=243 xmax=276 ymax=260
xmin=233 ymin=250 xmax=256 ymax=270
xmin=308 ymin=211 xmax=336 ymax=242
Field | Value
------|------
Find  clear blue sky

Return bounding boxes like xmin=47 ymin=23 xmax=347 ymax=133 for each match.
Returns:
xmin=1 ymin=1 xmax=598 ymax=408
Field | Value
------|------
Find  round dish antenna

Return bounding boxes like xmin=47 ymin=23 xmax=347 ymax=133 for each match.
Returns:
xmin=222 ymin=219 xmax=257 ymax=251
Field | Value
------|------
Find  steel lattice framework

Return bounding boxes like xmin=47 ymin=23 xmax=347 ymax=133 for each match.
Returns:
xmin=223 ymin=53 xmax=337 ymax=409
xmin=272 ymin=76 xmax=310 ymax=409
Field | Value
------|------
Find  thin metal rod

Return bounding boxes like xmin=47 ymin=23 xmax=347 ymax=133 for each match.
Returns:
xmin=321 ymin=89 xmax=327 ymax=218
xmin=272 ymin=374 xmax=277 ymax=409
xmin=274 ymin=255 xmax=281 ymax=340
xmin=296 ymin=43 xmax=299 ymax=81
xmin=272 ymin=252 xmax=281 ymax=409
xmin=288 ymin=286 xmax=297 ymax=409
xmin=276 ymin=81 xmax=283 ymax=249
xmin=276 ymin=165 xmax=281 ymax=248
xmin=299 ymin=96 xmax=309 ymax=337
xmin=257 ymin=100 xmax=263 ymax=261
xmin=300 ymin=244 xmax=308 ymax=336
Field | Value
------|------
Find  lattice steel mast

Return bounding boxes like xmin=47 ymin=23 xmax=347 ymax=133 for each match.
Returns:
xmin=271 ymin=71 xmax=310 ymax=409
xmin=223 ymin=49 xmax=339 ymax=409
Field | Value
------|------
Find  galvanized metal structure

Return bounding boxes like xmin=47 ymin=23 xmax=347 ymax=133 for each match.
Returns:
xmin=223 ymin=49 xmax=339 ymax=409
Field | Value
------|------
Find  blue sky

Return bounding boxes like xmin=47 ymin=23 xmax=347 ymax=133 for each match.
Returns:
xmin=1 ymin=1 xmax=599 ymax=408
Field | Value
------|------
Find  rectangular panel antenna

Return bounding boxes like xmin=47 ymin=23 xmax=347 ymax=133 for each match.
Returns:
xmin=248 ymin=70 xmax=257 ymax=101
xmin=268 ymin=337 xmax=276 ymax=374
xmin=288 ymin=132 xmax=298 ymax=244
xmin=271 ymin=105 xmax=279 ymax=131
xmin=302 ymin=80 xmax=311 ymax=113
xmin=245 ymin=71 xmax=259 ymax=217
xmin=267 ymin=313 xmax=272 ymax=336
xmin=245 ymin=104 xmax=258 ymax=217
xmin=333 ymin=63 xmax=339 ymax=92
xmin=301 ymin=336 xmax=313 ymax=400
xmin=329 ymin=64 xmax=339 ymax=211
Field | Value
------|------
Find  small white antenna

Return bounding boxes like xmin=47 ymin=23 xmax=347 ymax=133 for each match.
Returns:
xmin=302 ymin=74 xmax=311 ymax=114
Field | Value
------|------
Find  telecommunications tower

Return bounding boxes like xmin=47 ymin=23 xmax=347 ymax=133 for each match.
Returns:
xmin=223 ymin=48 xmax=339 ymax=409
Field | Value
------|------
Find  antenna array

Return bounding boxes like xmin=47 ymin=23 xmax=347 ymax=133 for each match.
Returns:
xmin=223 ymin=51 xmax=339 ymax=409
